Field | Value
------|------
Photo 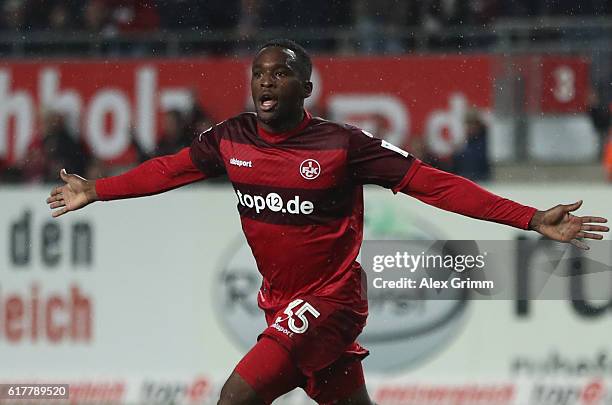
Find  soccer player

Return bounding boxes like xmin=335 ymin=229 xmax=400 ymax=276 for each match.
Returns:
xmin=47 ymin=39 xmax=608 ymax=405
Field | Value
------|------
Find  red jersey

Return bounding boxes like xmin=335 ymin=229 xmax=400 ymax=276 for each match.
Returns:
xmin=189 ymin=111 xmax=418 ymax=313
xmin=96 ymin=111 xmax=536 ymax=315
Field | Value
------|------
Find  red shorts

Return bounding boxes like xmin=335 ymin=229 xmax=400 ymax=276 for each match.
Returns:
xmin=235 ymin=295 xmax=369 ymax=404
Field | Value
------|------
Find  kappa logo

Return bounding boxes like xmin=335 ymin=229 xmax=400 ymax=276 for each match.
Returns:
xmin=300 ymin=159 xmax=321 ymax=180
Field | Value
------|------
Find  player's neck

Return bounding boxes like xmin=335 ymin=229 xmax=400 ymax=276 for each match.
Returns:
xmin=259 ymin=110 xmax=305 ymax=134
xmin=257 ymin=110 xmax=311 ymax=143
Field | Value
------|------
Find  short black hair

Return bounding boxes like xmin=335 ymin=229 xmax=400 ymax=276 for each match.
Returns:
xmin=257 ymin=39 xmax=312 ymax=81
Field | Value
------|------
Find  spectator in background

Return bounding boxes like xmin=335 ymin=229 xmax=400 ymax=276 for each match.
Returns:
xmin=82 ymin=0 xmax=116 ymax=35
xmin=157 ymin=0 xmax=240 ymax=54
xmin=236 ymin=0 xmax=259 ymax=39
xmin=0 ymin=158 xmax=24 ymax=182
xmin=235 ymin=0 xmax=350 ymax=51
xmin=407 ymin=133 xmax=427 ymax=162
xmin=1 ymin=0 xmax=28 ymax=32
xmin=130 ymin=96 xmax=213 ymax=163
xmin=422 ymin=0 xmax=468 ymax=48
xmin=587 ymin=90 xmax=612 ymax=181
xmin=421 ymin=0 xmax=501 ymax=48
xmin=22 ymin=109 xmax=89 ymax=183
xmin=604 ymin=133 xmax=612 ymax=182
xmin=22 ymin=0 xmax=47 ymax=30
xmin=587 ymin=90 xmax=612 ymax=160
xmin=22 ymin=0 xmax=77 ymax=31
xmin=453 ymin=109 xmax=491 ymax=182
xmin=466 ymin=0 xmax=499 ymax=24
xmin=184 ymin=89 xmax=213 ymax=137
xmin=84 ymin=157 xmax=108 ymax=179
xmin=352 ymin=0 xmax=408 ymax=54
xmin=48 ymin=1 xmax=72 ymax=31
xmin=107 ymin=0 xmax=159 ymax=33
xmin=423 ymin=148 xmax=455 ymax=174
xmin=152 ymin=110 xmax=191 ymax=157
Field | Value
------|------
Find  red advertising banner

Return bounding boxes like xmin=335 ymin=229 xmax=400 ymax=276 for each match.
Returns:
xmin=0 ymin=56 xmax=494 ymax=166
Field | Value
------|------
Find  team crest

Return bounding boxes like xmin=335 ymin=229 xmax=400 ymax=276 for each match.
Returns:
xmin=300 ymin=159 xmax=321 ymax=180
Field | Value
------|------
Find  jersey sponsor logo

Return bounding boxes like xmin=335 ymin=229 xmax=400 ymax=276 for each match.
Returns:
xmin=299 ymin=159 xmax=321 ymax=180
xmin=229 ymin=157 xmax=253 ymax=168
xmin=236 ymin=190 xmax=314 ymax=215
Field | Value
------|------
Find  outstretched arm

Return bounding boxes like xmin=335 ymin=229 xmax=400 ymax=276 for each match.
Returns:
xmin=46 ymin=147 xmax=204 ymax=218
xmin=400 ymin=163 xmax=608 ymax=249
xmin=338 ymin=125 xmax=606 ymax=248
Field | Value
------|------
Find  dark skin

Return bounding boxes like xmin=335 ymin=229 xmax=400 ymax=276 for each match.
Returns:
xmin=251 ymin=46 xmax=313 ymax=133
xmin=46 ymin=46 xmax=608 ymax=404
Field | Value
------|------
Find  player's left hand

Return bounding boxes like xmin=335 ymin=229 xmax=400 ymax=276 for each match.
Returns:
xmin=529 ymin=200 xmax=609 ymax=250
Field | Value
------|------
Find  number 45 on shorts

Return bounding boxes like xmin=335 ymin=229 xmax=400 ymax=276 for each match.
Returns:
xmin=275 ymin=299 xmax=321 ymax=334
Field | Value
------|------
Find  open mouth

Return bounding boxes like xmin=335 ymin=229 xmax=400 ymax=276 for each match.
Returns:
xmin=259 ymin=93 xmax=278 ymax=112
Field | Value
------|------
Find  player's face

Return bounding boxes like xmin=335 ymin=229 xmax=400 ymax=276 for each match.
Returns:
xmin=251 ymin=46 xmax=311 ymax=130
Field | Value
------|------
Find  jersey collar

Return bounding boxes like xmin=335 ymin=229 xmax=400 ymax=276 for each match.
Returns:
xmin=256 ymin=110 xmax=312 ymax=144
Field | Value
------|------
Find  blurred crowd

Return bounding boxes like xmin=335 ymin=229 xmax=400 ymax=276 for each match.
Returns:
xmin=0 ymin=103 xmax=495 ymax=184
xmin=0 ymin=95 xmax=212 ymax=183
xmin=2 ymin=100 xmax=611 ymax=184
xmin=0 ymin=0 xmax=611 ymax=183
xmin=418 ymin=101 xmax=612 ymax=182
xmin=1 ymin=0 xmax=611 ymax=50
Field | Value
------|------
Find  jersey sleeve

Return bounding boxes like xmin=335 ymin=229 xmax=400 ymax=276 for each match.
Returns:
xmin=95 ymin=147 xmax=205 ymax=201
xmin=189 ymin=125 xmax=227 ymax=178
xmin=400 ymin=162 xmax=537 ymax=230
xmin=347 ymin=126 xmax=420 ymax=191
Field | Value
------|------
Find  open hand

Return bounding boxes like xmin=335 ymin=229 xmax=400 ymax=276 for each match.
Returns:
xmin=529 ymin=201 xmax=609 ymax=250
xmin=46 ymin=169 xmax=98 ymax=218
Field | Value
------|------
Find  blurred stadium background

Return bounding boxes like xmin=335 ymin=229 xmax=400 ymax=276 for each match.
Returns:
xmin=1 ymin=1 xmax=611 ymax=404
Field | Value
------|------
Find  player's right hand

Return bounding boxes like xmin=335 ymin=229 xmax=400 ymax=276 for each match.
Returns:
xmin=46 ymin=169 xmax=98 ymax=218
